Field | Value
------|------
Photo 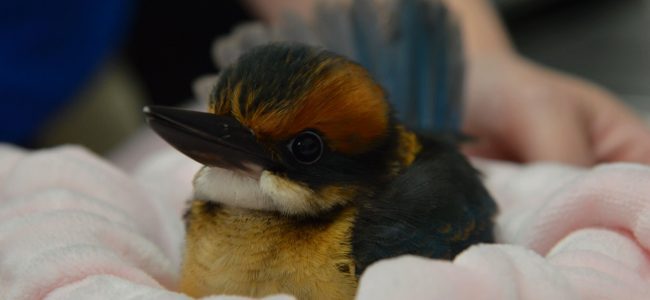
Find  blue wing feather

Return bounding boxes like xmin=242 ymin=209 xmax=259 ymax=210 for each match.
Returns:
xmin=350 ymin=0 xmax=464 ymax=133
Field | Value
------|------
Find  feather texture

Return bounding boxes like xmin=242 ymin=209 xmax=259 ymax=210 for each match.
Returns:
xmin=212 ymin=0 xmax=464 ymax=133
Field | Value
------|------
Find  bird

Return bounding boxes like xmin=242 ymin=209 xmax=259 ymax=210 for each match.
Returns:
xmin=144 ymin=42 xmax=497 ymax=299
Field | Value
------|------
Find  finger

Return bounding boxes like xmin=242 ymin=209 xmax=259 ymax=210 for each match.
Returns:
xmin=596 ymin=121 xmax=650 ymax=164
xmin=585 ymin=87 xmax=650 ymax=164
xmin=461 ymin=138 xmax=514 ymax=161
xmin=508 ymin=97 xmax=595 ymax=166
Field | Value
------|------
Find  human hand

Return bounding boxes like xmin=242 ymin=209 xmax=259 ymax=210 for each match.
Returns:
xmin=462 ymin=54 xmax=650 ymax=165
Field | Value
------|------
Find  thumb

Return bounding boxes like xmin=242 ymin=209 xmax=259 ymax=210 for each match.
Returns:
xmin=507 ymin=97 xmax=595 ymax=166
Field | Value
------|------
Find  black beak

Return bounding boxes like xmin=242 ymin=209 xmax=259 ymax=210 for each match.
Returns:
xmin=143 ymin=106 xmax=274 ymax=172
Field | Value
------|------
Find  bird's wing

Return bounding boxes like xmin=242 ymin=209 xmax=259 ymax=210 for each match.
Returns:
xmin=351 ymin=136 xmax=496 ymax=276
xmin=212 ymin=0 xmax=464 ymax=133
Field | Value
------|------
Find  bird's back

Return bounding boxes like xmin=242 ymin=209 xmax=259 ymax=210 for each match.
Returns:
xmin=352 ymin=133 xmax=497 ymax=275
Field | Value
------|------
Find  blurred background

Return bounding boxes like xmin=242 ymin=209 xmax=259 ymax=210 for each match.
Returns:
xmin=2 ymin=0 xmax=648 ymax=155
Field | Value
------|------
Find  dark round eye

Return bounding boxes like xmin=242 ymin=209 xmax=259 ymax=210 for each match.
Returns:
xmin=289 ymin=131 xmax=324 ymax=164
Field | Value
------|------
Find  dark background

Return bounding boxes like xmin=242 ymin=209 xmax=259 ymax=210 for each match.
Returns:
xmin=505 ymin=0 xmax=650 ymax=114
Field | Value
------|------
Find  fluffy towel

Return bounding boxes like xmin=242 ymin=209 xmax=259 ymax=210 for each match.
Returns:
xmin=1 ymin=144 xmax=650 ymax=299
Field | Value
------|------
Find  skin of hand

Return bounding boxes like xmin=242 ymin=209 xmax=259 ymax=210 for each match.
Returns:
xmin=245 ymin=0 xmax=650 ymax=165
xmin=442 ymin=0 xmax=650 ymax=165
xmin=461 ymin=53 xmax=650 ymax=165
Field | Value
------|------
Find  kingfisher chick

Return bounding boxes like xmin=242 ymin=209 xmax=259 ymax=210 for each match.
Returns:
xmin=145 ymin=43 xmax=496 ymax=300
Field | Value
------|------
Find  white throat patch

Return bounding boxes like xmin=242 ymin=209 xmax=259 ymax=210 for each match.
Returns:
xmin=193 ymin=167 xmax=275 ymax=211
xmin=193 ymin=166 xmax=330 ymax=215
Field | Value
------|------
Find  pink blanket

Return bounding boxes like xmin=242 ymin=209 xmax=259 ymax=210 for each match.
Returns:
xmin=1 ymin=144 xmax=649 ymax=299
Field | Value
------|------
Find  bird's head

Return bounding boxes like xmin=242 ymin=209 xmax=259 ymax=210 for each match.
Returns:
xmin=146 ymin=44 xmax=420 ymax=216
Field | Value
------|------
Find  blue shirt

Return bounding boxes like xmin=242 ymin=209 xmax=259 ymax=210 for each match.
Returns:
xmin=0 ymin=0 xmax=132 ymax=144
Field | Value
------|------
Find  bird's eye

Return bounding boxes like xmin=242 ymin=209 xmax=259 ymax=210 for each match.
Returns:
xmin=289 ymin=131 xmax=323 ymax=164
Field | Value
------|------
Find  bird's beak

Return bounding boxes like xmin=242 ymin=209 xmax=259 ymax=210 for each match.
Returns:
xmin=144 ymin=106 xmax=274 ymax=175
